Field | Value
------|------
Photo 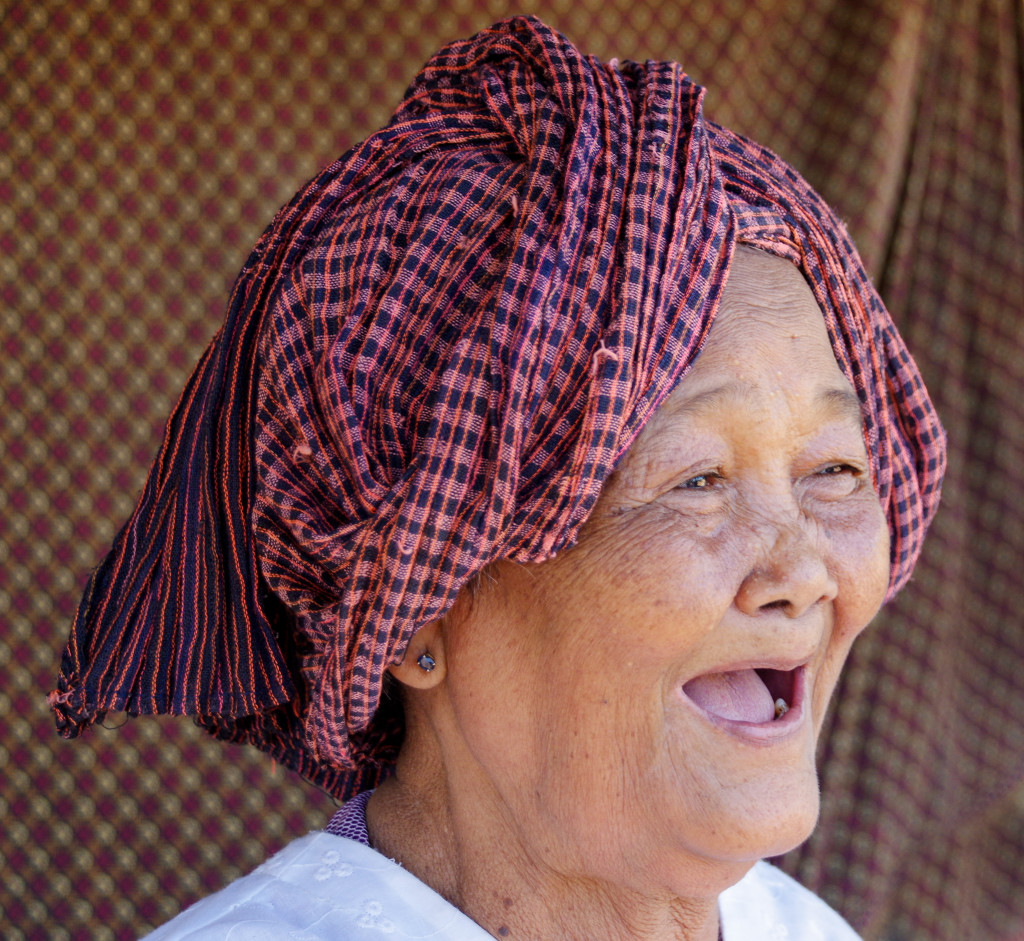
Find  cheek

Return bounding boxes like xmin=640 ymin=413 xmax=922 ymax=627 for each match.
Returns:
xmin=573 ymin=508 xmax=742 ymax=624
xmin=441 ymin=585 xmax=547 ymax=757
xmin=831 ymin=497 xmax=891 ymax=641
xmin=812 ymin=499 xmax=890 ymax=722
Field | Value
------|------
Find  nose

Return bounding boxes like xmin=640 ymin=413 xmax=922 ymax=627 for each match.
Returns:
xmin=734 ymin=515 xmax=838 ymax=618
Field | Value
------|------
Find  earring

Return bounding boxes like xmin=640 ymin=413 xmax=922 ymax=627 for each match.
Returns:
xmin=417 ymin=652 xmax=436 ymax=673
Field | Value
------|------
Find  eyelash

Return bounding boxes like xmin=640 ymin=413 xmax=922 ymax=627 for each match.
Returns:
xmin=817 ymin=463 xmax=860 ymax=478
xmin=681 ymin=472 xmax=723 ymax=490
xmin=679 ymin=463 xmax=862 ymax=490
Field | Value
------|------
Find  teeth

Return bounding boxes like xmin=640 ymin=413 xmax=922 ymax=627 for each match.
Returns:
xmin=774 ymin=697 xmax=789 ymax=720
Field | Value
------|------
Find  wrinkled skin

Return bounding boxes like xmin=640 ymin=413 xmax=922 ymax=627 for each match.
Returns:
xmin=371 ymin=248 xmax=891 ymax=941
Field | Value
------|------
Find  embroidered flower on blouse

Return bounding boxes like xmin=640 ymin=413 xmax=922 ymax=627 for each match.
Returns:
xmin=356 ymin=899 xmax=396 ymax=933
xmin=314 ymin=849 xmax=355 ymax=881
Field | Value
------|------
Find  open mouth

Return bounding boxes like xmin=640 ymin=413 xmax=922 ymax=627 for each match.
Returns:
xmin=682 ymin=665 xmax=803 ymax=726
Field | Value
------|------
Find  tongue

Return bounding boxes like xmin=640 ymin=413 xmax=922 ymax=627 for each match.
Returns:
xmin=683 ymin=669 xmax=775 ymax=723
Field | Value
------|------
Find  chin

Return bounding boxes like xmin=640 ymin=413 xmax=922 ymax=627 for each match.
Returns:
xmin=724 ymin=768 xmax=821 ymax=862
xmin=571 ymin=764 xmax=820 ymax=902
xmin=680 ymin=763 xmax=822 ymax=869
xmin=757 ymin=798 xmax=820 ymax=859
xmin=682 ymin=803 xmax=818 ymax=898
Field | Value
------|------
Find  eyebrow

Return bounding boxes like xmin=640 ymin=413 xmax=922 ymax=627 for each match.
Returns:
xmin=674 ymin=383 xmax=864 ymax=426
xmin=818 ymin=386 xmax=865 ymax=426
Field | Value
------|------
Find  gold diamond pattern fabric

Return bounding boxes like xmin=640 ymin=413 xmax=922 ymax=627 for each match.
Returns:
xmin=3 ymin=0 xmax=1022 ymax=938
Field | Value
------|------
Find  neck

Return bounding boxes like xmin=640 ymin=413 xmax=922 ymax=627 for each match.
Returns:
xmin=367 ymin=737 xmax=724 ymax=941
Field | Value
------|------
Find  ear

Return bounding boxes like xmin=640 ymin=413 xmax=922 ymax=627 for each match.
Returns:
xmin=388 ymin=619 xmax=446 ymax=690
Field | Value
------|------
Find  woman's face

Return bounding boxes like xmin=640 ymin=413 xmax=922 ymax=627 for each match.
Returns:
xmin=434 ymin=248 xmax=890 ymax=896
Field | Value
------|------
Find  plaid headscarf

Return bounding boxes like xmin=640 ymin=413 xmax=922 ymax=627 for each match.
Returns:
xmin=50 ymin=16 xmax=945 ymax=799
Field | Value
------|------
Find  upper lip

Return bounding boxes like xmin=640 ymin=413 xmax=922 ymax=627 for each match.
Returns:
xmin=681 ymin=654 xmax=813 ymax=682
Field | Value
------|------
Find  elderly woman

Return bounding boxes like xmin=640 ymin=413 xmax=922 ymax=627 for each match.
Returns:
xmin=51 ymin=17 xmax=944 ymax=941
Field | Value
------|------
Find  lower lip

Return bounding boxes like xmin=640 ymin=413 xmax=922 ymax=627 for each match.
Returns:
xmin=680 ymin=667 xmax=809 ymax=745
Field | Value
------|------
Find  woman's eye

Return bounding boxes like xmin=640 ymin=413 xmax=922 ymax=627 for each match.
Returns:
xmin=818 ymin=463 xmax=858 ymax=478
xmin=808 ymin=462 xmax=864 ymax=498
xmin=682 ymin=472 xmax=720 ymax=490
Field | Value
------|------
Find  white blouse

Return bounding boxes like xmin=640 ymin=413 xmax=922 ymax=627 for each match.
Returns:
xmin=143 ymin=830 xmax=861 ymax=940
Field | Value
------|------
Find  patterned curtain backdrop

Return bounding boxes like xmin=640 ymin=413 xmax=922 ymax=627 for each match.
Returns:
xmin=2 ymin=0 xmax=1021 ymax=937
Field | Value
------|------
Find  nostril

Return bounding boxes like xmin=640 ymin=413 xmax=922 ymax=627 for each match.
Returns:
xmin=738 ymin=562 xmax=836 ymax=619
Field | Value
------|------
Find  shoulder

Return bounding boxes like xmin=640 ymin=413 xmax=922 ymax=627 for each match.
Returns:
xmin=142 ymin=831 xmax=492 ymax=941
xmin=719 ymin=861 xmax=862 ymax=941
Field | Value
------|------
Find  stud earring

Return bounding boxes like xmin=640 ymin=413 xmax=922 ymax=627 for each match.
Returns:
xmin=417 ymin=652 xmax=436 ymax=672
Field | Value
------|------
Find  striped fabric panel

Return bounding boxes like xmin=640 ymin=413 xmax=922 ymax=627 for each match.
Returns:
xmin=50 ymin=16 xmax=945 ymax=799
